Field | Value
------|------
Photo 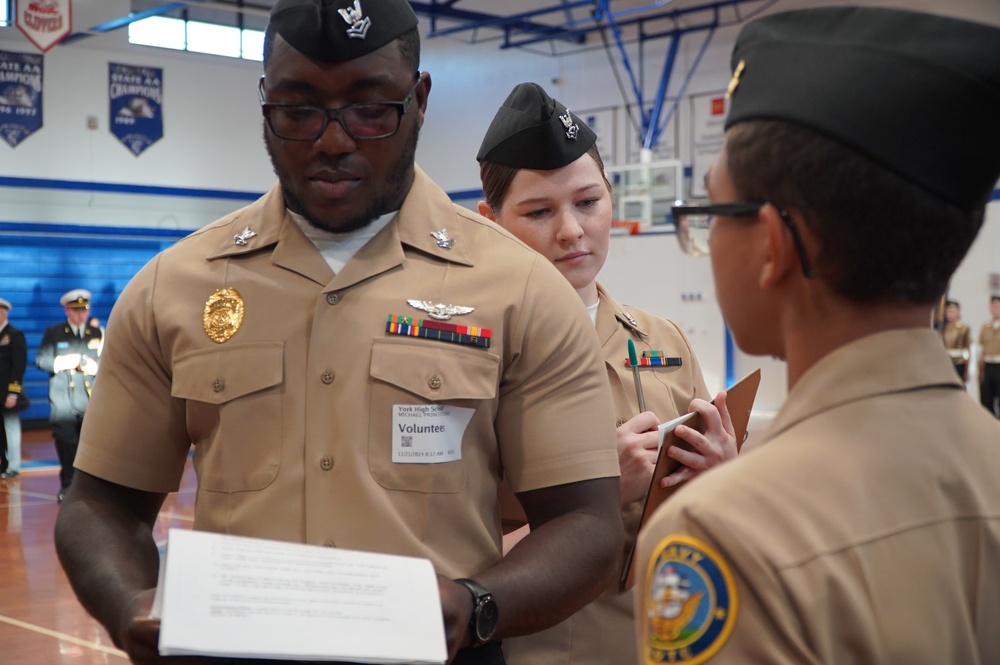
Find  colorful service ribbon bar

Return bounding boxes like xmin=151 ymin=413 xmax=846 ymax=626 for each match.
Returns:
xmin=386 ymin=315 xmax=492 ymax=349
xmin=625 ymin=349 xmax=683 ymax=367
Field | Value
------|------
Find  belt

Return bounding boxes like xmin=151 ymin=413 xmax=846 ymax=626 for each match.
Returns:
xmin=947 ymin=349 xmax=969 ymax=360
xmin=984 ymin=355 xmax=1000 ymax=364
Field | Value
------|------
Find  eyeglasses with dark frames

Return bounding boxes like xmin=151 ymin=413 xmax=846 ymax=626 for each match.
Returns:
xmin=258 ymin=76 xmax=420 ymax=142
xmin=671 ymin=201 xmax=814 ymax=278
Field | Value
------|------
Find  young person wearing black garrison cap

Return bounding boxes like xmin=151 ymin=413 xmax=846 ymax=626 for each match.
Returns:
xmin=477 ymin=82 xmax=737 ymax=665
xmin=55 ymin=2 xmax=627 ymax=663
xmin=637 ymin=7 xmax=1000 ymax=663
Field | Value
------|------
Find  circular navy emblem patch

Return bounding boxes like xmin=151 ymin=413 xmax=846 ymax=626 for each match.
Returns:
xmin=641 ymin=534 xmax=738 ymax=664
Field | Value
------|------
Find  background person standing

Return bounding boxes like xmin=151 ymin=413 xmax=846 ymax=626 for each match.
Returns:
xmin=942 ymin=299 xmax=972 ymax=381
xmin=980 ymin=294 xmax=1000 ymax=417
xmin=0 ymin=297 xmax=27 ymax=478
xmin=35 ymin=289 xmax=102 ymax=501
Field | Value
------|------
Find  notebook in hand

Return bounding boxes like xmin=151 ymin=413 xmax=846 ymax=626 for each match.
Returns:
xmin=620 ymin=368 xmax=761 ymax=589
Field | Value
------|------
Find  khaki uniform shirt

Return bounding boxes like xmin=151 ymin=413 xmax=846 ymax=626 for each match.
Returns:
xmin=75 ymin=167 xmax=620 ymax=578
xmin=941 ymin=321 xmax=970 ymax=363
xmin=505 ymin=285 xmax=708 ymax=665
xmin=635 ymin=328 xmax=1000 ymax=664
xmin=980 ymin=320 xmax=1000 ymax=361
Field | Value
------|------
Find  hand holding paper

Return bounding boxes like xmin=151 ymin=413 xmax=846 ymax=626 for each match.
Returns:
xmin=616 ymin=411 xmax=663 ymax=505
xmin=659 ymin=391 xmax=738 ymax=488
xmin=153 ymin=529 xmax=447 ymax=664
xmin=621 ymin=369 xmax=761 ymax=589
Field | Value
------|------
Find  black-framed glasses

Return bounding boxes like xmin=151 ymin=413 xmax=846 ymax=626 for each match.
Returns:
xmin=258 ymin=76 xmax=420 ymax=141
xmin=671 ymin=200 xmax=814 ymax=278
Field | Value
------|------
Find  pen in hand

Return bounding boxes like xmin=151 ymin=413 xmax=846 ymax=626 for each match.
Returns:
xmin=627 ymin=338 xmax=647 ymax=413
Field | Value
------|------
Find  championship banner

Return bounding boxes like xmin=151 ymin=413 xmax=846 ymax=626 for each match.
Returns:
xmin=15 ymin=0 xmax=72 ymax=53
xmin=109 ymin=63 xmax=163 ymax=157
xmin=0 ymin=50 xmax=43 ymax=148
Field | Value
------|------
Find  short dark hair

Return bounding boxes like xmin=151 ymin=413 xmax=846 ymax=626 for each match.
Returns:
xmin=263 ymin=26 xmax=420 ymax=73
xmin=991 ymin=295 xmax=1000 ymax=304
xmin=725 ymin=120 xmax=986 ymax=305
xmin=480 ymin=143 xmax=611 ymax=212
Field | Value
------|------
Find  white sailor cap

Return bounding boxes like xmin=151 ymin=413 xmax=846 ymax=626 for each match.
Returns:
xmin=0 ymin=298 xmax=11 ymax=311
xmin=60 ymin=289 xmax=92 ymax=309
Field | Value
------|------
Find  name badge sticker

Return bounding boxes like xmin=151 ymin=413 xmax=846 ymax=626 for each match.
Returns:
xmin=392 ymin=404 xmax=474 ymax=464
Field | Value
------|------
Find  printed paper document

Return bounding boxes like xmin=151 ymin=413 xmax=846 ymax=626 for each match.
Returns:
xmin=152 ymin=528 xmax=447 ymax=664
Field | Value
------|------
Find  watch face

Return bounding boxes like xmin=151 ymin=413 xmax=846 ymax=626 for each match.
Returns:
xmin=475 ymin=596 xmax=499 ymax=642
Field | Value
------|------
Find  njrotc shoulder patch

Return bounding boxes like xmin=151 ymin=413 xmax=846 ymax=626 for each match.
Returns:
xmin=642 ymin=534 xmax=737 ymax=664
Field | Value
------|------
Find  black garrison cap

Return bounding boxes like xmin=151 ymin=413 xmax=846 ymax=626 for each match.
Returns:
xmin=268 ymin=0 xmax=418 ymax=63
xmin=725 ymin=6 xmax=1000 ymax=212
xmin=477 ymin=82 xmax=597 ymax=170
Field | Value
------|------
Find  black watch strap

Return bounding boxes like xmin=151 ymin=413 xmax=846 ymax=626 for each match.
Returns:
xmin=454 ymin=577 xmax=498 ymax=646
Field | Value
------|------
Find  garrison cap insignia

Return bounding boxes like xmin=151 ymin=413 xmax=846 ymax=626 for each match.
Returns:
xmin=642 ymin=534 xmax=737 ymax=664
xmin=431 ymin=228 xmax=456 ymax=249
xmin=204 ymin=288 xmax=245 ymax=344
xmin=338 ymin=0 xmax=371 ymax=39
xmin=726 ymin=59 xmax=745 ymax=99
xmin=407 ymin=299 xmax=474 ymax=321
xmin=559 ymin=110 xmax=579 ymax=140
xmin=234 ymin=225 xmax=257 ymax=247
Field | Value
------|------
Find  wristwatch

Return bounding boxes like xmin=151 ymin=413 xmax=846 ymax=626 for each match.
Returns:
xmin=454 ymin=578 xmax=498 ymax=645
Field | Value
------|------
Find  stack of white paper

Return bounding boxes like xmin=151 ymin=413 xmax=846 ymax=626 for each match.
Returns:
xmin=152 ymin=528 xmax=447 ymax=664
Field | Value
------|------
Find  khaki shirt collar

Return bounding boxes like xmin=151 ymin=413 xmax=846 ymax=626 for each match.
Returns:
xmin=595 ymin=283 xmax=648 ymax=344
xmin=204 ymin=166 xmax=474 ymax=291
xmin=766 ymin=328 xmax=963 ymax=443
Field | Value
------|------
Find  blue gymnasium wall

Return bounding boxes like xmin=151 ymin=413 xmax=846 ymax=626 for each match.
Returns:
xmin=0 ymin=222 xmax=190 ymax=425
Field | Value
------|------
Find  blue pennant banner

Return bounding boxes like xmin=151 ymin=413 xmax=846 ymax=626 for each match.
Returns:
xmin=0 ymin=49 xmax=43 ymax=148
xmin=109 ymin=62 xmax=163 ymax=157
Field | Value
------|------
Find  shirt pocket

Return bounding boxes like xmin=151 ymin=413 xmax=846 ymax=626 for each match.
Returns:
xmin=368 ymin=338 xmax=499 ymax=494
xmin=171 ymin=342 xmax=284 ymax=493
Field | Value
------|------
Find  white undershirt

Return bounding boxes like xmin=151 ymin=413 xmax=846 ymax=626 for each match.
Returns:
xmin=288 ymin=209 xmax=397 ymax=274
xmin=586 ymin=301 xmax=599 ymax=325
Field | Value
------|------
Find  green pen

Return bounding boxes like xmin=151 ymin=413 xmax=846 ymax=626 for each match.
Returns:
xmin=627 ymin=338 xmax=647 ymax=413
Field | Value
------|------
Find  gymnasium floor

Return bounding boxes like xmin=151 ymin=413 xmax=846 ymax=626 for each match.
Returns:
xmin=0 ymin=430 xmax=196 ymax=664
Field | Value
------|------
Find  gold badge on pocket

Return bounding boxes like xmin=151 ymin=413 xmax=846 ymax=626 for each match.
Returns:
xmin=203 ymin=288 xmax=244 ymax=343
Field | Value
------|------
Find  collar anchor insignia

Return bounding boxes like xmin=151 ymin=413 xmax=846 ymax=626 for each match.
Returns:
xmin=431 ymin=229 xmax=456 ymax=249
xmin=339 ymin=0 xmax=371 ymax=39
xmin=234 ymin=226 xmax=257 ymax=246
xmin=408 ymin=299 xmax=474 ymax=321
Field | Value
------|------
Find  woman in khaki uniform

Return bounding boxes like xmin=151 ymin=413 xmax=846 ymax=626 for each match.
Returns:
xmin=476 ymin=82 xmax=737 ymax=665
